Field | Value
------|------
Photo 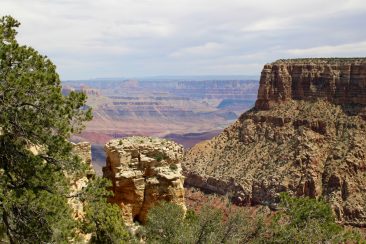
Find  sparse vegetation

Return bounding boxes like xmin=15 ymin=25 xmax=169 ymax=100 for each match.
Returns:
xmin=144 ymin=195 xmax=363 ymax=243
xmin=261 ymin=193 xmax=361 ymax=243
xmin=144 ymin=200 xmax=263 ymax=243
xmin=154 ymin=152 xmax=168 ymax=162
xmin=169 ymin=163 xmax=178 ymax=170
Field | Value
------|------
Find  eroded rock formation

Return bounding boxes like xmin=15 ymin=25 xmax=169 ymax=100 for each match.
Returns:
xmin=103 ymin=136 xmax=186 ymax=224
xmin=69 ymin=142 xmax=95 ymax=220
xmin=184 ymin=58 xmax=366 ymax=226
xmin=255 ymin=58 xmax=366 ymax=111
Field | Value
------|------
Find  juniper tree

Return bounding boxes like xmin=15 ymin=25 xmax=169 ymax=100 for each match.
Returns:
xmin=80 ymin=177 xmax=132 ymax=243
xmin=0 ymin=15 xmax=93 ymax=243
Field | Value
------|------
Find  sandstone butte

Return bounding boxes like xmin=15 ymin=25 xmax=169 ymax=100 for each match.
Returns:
xmin=184 ymin=58 xmax=366 ymax=227
xmin=103 ymin=136 xmax=186 ymax=224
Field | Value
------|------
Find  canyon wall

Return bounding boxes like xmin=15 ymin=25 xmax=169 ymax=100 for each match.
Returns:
xmin=103 ymin=136 xmax=186 ymax=224
xmin=184 ymin=58 xmax=366 ymax=226
xmin=255 ymin=58 xmax=366 ymax=111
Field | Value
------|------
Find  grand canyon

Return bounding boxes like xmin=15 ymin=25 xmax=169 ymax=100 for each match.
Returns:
xmin=64 ymin=77 xmax=259 ymax=173
xmin=69 ymin=58 xmax=366 ymax=227
xmin=3 ymin=1 xmax=366 ymax=242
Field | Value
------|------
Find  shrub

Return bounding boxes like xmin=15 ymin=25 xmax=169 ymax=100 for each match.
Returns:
xmin=143 ymin=195 xmax=363 ymax=243
xmin=263 ymin=193 xmax=362 ymax=243
xmin=144 ymin=200 xmax=264 ymax=244
xmin=154 ymin=152 xmax=168 ymax=162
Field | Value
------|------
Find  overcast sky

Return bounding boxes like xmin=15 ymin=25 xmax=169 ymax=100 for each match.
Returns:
xmin=1 ymin=0 xmax=366 ymax=80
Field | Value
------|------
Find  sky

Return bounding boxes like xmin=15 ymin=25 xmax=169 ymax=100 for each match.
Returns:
xmin=1 ymin=0 xmax=366 ymax=80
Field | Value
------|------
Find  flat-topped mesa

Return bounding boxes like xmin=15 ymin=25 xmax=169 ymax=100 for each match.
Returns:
xmin=103 ymin=136 xmax=186 ymax=224
xmin=255 ymin=58 xmax=366 ymax=110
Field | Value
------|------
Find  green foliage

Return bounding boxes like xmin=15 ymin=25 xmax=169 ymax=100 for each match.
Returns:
xmin=185 ymin=209 xmax=198 ymax=223
xmin=1 ymin=188 xmax=76 ymax=243
xmin=144 ymin=201 xmax=264 ymax=244
xmin=262 ymin=193 xmax=362 ymax=243
xmin=169 ymin=163 xmax=178 ymax=170
xmin=81 ymin=177 xmax=132 ymax=243
xmin=154 ymin=152 xmax=168 ymax=162
xmin=145 ymin=201 xmax=186 ymax=243
xmin=279 ymin=192 xmax=337 ymax=228
xmin=144 ymin=196 xmax=363 ymax=244
xmin=217 ymin=207 xmax=264 ymax=243
xmin=190 ymin=205 xmax=223 ymax=243
xmin=189 ymin=204 xmax=264 ymax=244
xmin=0 ymin=15 xmax=92 ymax=243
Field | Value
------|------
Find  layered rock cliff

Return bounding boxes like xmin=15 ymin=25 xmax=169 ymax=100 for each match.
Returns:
xmin=255 ymin=58 xmax=366 ymax=111
xmin=103 ymin=136 xmax=186 ymax=224
xmin=184 ymin=58 xmax=366 ymax=226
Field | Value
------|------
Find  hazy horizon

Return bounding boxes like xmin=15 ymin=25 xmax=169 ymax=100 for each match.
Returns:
xmin=62 ymin=74 xmax=260 ymax=82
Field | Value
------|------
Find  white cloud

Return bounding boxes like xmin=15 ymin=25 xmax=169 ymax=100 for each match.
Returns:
xmin=0 ymin=0 xmax=365 ymax=79
xmin=170 ymin=42 xmax=225 ymax=58
xmin=287 ymin=41 xmax=366 ymax=56
xmin=241 ymin=18 xmax=293 ymax=32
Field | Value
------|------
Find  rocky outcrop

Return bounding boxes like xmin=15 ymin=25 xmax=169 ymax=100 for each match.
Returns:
xmin=103 ymin=136 xmax=186 ymax=224
xmin=255 ymin=58 xmax=366 ymax=111
xmin=69 ymin=142 xmax=95 ymax=220
xmin=67 ymin=142 xmax=95 ymax=243
xmin=183 ymin=171 xmax=248 ymax=205
xmin=184 ymin=58 xmax=366 ymax=227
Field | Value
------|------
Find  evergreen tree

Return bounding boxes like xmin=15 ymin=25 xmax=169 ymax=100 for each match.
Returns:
xmin=144 ymin=201 xmax=264 ymax=244
xmin=144 ymin=197 xmax=363 ymax=244
xmin=0 ymin=15 xmax=93 ymax=243
xmin=81 ymin=177 xmax=132 ymax=243
xmin=264 ymin=193 xmax=361 ymax=243
xmin=145 ymin=201 xmax=187 ymax=243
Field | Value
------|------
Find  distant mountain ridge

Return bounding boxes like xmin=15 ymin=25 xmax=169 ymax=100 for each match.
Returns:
xmin=68 ymin=78 xmax=258 ymax=173
xmin=63 ymin=75 xmax=259 ymax=83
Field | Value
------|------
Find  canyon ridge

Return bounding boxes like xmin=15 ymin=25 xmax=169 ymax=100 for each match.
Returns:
xmin=184 ymin=58 xmax=366 ymax=226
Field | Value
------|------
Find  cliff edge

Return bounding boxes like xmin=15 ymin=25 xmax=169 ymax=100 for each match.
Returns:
xmin=184 ymin=58 xmax=366 ymax=226
xmin=255 ymin=58 xmax=366 ymax=113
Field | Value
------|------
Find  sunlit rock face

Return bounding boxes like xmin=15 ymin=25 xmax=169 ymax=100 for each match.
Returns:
xmin=103 ymin=136 xmax=186 ymax=224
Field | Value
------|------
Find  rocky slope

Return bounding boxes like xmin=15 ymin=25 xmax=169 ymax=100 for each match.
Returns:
xmin=103 ymin=136 xmax=186 ymax=224
xmin=184 ymin=58 xmax=366 ymax=226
